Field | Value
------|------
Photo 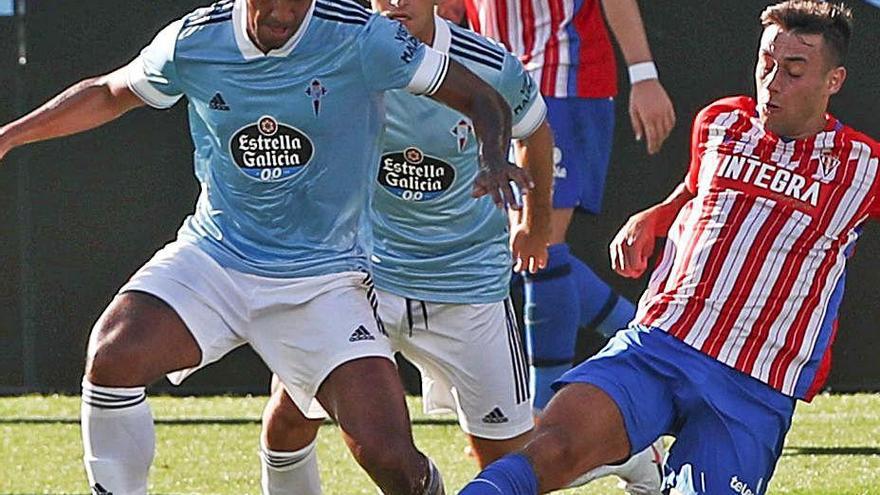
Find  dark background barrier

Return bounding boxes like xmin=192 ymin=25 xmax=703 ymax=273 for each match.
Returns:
xmin=1 ymin=1 xmax=878 ymax=394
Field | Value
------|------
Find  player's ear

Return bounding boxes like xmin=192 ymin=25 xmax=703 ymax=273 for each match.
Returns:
xmin=826 ymin=66 xmax=847 ymax=96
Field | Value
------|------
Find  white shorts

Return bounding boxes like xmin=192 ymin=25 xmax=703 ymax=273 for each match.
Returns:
xmin=120 ymin=240 xmax=393 ymax=419
xmin=378 ymin=289 xmax=533 ymax=440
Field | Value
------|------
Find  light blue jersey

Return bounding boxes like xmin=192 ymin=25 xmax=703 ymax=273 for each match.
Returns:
xmin=371 ymin=16 xmax=545 ymax=304
xmin=125 ymin=0 xmax=449 ymax=277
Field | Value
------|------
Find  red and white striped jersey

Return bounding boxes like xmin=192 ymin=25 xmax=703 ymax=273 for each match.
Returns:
xmin=463 ymin=0 xmax=616 ymax=98
xmin=636 ymin=96 xmax=880 ymax=400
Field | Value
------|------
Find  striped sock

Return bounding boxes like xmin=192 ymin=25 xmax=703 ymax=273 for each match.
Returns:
xmin=260 ymin=439 xmax=322 ymax=495
xmin=81 ymin=378 xmax=154 ymax=495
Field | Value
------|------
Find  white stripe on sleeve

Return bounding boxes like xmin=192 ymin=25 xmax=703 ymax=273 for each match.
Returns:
xmin=511 ymin=95 xmax=546 ymax=139
xmin=406 ymin=47 xmax=449 ymax=96
xmin=125 ymin=56 xmax=183 ymax=109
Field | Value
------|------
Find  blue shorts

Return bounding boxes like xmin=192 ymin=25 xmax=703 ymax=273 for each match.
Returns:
xmin=546 ymin=97 xmax=615 ymax=214
xmin=555 ymin=326 xmax=796 ymax=495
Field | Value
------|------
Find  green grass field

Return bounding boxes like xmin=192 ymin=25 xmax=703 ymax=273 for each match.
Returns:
xmin=1 ymin=394 xmax=878 ymax=494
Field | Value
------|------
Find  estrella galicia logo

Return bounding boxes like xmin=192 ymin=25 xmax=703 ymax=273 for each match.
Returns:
xmin=229 ymin=116 xmax=314 ymax=182
xmin=394 ymin=23 xmax=421 ymax=64
xmin=305 ymin=79 xmax=327 ymax=116
xmin=378 ymin=147 xmax=455 ymax=201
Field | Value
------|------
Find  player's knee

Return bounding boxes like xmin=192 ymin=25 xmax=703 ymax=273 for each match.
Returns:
xmin=527 ymin=425 xmax=586 ymax=479
xmin=85 ymin=322 xmax=154 ymax=386
xmin=261 ymin=393 xmax=319 ymax=450
xmin=351 ymin=432 xmax=420 ymax=479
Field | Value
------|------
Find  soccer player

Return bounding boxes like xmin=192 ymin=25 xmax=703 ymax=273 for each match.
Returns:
xmin=461 ymin=0 xmax=677 ymax=412
xmin=0 ymin=0 xmax=531 ymax=493
xmin=458 ymin=2 xmax=878 ymax=494
xmin=258 ymin=0 xmax=553 ymax=491
xmin=259 ymin=1 xmax=663 ymax=494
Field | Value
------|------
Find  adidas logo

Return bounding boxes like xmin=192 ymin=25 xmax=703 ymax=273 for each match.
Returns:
xmin=482 ymin=407 xmax=509 ymax=424
xmin=91 ymin=483 xmax=113 ymax=495
xmin=209 ymin=92 xmax=230 ymax=111
xmin=349 ymin=325 xmax=375 ymax=342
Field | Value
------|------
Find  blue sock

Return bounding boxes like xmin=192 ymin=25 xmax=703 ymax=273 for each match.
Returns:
xmin=569 ymin=256 xmax=636 ymax=338
xmin=524 ymin=243 xmax=579 ymax=410
xmin=458 ymin=454 xmax=538 ymax=495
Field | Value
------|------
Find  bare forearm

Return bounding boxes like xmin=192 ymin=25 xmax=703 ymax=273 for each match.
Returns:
xmin=515 ymin=120 xmax=553 ymax=230
xmin=600 ymin=0 xmax=653 ymax=66
xmin=431 ymin=61 xmax=512 ymax=166
xmin=641 ymin=182 xmax=694 ymax=236
xmin=0 ymin=73 xmax=143 ymax=152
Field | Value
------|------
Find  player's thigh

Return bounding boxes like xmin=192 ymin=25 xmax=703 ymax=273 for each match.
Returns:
xmin=248 ymin=272 xmax=395 ymax=420
xmin=86 ymin=241 xmax=246 ymax=386
xmin=663 ymin=374 xmax=795 ymax=494
xmin=399 ymin=298 xmax=533 ymax=441
xmin=553 ymin=326 xmax=678 ymax=458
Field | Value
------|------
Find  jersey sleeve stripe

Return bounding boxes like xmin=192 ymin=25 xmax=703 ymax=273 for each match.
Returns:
xmin=511 ymin=95 xmax=546 ymax=139
xmin=449 ymin=28 xmax=506 ymax=60
xmin=325 ymin=0 xmax=371 ymax=15
xmin=449 ymin=46 xmax=503 ymax=71
xmin=449 ymin=31 xmax=505 ymax=64
xmin=313 ymin=9 xmax=367 ymax=25
xmin=124 ymin=57 xmax=182 ymax=109
xmin=407 ymin=48 xmax=449 ymax=96
xmin=315 ymin=0 xmax=370 ymax=20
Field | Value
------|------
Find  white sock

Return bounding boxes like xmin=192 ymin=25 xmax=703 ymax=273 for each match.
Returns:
xmin=81 ymin=378 xmax=155 ymax=495
xmin=567 ymin=441 xmax=665 ymax=494
xmin=260 ymin=439 xmax=322 ymax=495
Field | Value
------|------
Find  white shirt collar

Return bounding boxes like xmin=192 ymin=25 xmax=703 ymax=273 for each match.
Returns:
xmin=430 ymin=14 xmax=451 ymax=54
xmin=233 ymin=0 xmax=315 ymax=60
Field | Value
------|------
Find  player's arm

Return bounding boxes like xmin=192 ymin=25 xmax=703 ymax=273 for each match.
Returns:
xmin=609 ymin=181 xmax=693 ymax=278
xmin=430 ymin=59 xmax=533 ymax=208
xmin=510 ymin=119 xmax=553 ymax=273
xmin=600 ymin=0 xmax=675 ymax=155
xmin=0 ymin=67 xmax=144 ymax=162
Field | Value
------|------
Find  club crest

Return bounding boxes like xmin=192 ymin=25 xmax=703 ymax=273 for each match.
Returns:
xmin=305 ymin=79 xmax=327 ymax=116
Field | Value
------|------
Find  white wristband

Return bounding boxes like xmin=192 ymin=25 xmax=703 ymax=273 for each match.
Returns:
xmin=628 ymin=61 xmax=659 ymax=85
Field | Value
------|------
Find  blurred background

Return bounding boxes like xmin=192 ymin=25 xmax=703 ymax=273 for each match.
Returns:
xmin=0 ymin=0 xmax=878 ymax=395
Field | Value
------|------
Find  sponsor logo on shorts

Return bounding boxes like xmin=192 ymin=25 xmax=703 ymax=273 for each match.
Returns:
xmin=349 ymin=325 xmax=375 ymax=342
xmin=481 ymin=407 xmax=509 ymax=424
xmin=378 ymin=147 xmax=455 ymax=201
xmin=229 ymin=116 xmax=314 ymax=182
xmin=730 ymin=475 xmax=761 ymax=495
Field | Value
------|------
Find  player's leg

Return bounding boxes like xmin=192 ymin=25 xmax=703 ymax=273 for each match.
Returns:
xmin=82 ymin=292 xmax=199 ymax=495
xmin=260 ymin=375 xmax=324 ymax=495
xmin=253 ymin=275 xmax=442 ymax=495
xmin=570 ymin=97 xmax=636 ymax=341
xmin=82 ymin=241 xmax=246 ymax=495
xmin=318 ymin=357 xmax=443 ymax=494
xmin=525 ymin=96 xmax=634 ymax=410
xmin=398 ymin=297 xmax=534 ymax=468
xmin=661 ymin=355 xmax=795 ymax=495
xmin=459 ymin=326 xmax=676 ymax=494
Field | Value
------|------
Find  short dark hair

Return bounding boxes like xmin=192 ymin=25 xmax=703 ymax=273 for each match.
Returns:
xmin=761 ymin=0 xmax=853 ymax=67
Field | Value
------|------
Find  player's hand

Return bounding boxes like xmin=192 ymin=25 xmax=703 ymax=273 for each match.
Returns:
xmin=629 ymin=79 xmax=675 ymax=155
xmin=610 ymin=210 xmax=658 ymax=278
xmin=472 ymin=159 xmax=534 ymax=210
xmin=510 ymin=222 xmax=549 ymax=274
